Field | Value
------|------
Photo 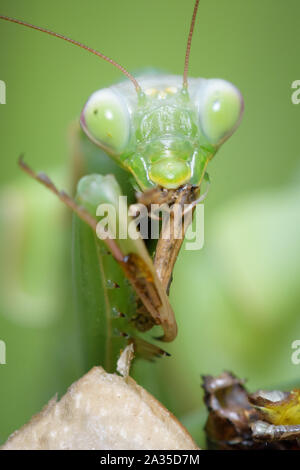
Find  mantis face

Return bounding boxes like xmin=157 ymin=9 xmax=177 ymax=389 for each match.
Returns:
xmin=81 ymin=74 xmax=244 ymax=191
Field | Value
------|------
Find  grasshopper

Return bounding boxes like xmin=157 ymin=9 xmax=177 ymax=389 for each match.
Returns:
xmin=0 ymin=1 xmax=243 ymax=368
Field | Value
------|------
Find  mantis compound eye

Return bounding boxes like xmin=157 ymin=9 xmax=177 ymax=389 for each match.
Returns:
xmin=197 ymin=79 xmax=244 ymax=145
xmin=80 ymin=88 xmax=131 ymax=154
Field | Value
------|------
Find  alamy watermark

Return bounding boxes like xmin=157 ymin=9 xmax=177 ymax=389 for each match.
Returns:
xmin=95 ymin=197 xmax=204 ymax=251
xmin=0 ymin=79 xmax=6 ymax=104
xmin=291 ymin=80 xmax=300 ymax=104
xmin=291 ymin=340 xmax=300 ymax=365
xmin=0 ymin=340 xmax=6 ymax=364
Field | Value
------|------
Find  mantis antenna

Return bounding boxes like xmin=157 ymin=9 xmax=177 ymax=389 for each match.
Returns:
xmin=0 ymin=15 xmax=142 ymax=93
xmin=183 ymin=0 xmax=200 ymax=88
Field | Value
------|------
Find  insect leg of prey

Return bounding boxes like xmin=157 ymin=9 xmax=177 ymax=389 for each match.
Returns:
xmin=251 ymin=421 xmax=300 ymax=442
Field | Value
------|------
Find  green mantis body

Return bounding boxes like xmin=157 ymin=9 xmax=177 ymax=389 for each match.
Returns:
xmin=0 ymin=1 xmax=243 ymax=370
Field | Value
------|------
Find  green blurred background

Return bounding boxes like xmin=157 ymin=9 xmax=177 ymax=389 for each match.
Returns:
xmin=0 ymin=0 xmax=299 ymax=447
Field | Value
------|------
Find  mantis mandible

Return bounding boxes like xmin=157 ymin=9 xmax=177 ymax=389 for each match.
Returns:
xmin=0 ymin=1 xmax=243 ymax=367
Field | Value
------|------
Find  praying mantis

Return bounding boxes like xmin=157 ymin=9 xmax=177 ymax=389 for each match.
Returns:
xmin=0 ymin=1 xmax=243 ymax=370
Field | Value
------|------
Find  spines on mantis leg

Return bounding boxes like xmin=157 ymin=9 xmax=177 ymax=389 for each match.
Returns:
xmin=72 ymin=213 xmax=169 ymax=371
xmin=72 ymin=212 xmax=137 ymax=372
xmin=72 ymin=171 xmax=177 ymax=370
xmin=77 ymin=174 xmax=177 ymax=341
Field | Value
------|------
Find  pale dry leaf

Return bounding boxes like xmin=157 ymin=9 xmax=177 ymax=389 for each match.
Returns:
xmin=1 ymin=366 xmax=199 ymax=450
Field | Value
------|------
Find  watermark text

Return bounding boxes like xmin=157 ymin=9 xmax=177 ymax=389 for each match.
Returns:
xmin=291 ymin=80 xmax=300 ymax=104
xmin=0 ymin=80 xmax=6 ymax=104
xmin=95 ymin=197 xmax=204 ymax=251
xmin=0 ymin=340 xmax=6 ymax=364
xmin=291 ymin=340 xmax=300 ymax=365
